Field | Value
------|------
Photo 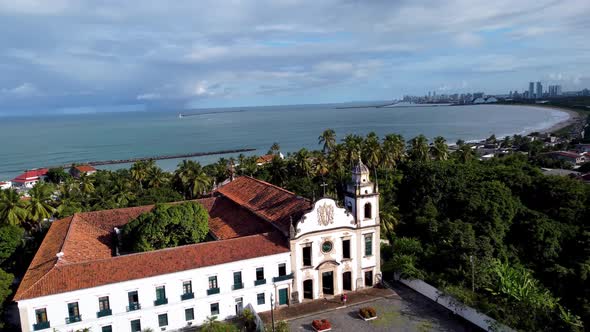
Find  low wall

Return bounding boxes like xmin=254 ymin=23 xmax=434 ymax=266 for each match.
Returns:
xmin=394 ymin=274 xmax=514 ymax=332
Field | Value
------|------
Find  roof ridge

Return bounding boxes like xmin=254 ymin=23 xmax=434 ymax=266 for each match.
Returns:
xmin=14 ymin=216 xmax=74 ymax=301
xmin=240 ymin=176 xmax=309 ymax=201
xmin=59 ymin=231 xmax=284 ymax=264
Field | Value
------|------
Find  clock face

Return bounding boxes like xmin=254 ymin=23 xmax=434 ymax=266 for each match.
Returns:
xmin=322 ymin=241 xmax=333 ymax=253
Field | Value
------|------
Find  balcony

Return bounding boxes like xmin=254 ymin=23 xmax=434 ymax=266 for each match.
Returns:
xmin=127 ymin=302 xmax=141 ymax=311
xmin=181 ymin=292 xmax=194 ymax=301
xmin=232 ymin=282 xmax=244 ymax=290
xmin=272 ymin=273 xmax=294 ymax=283
xmin=207 ymin=287 xmax=220 ymax=295
xmin=154 ymin=298 xmax=168 ymax=306
xmin=33 ymin=321 xmax=50 ymax=331
xmin=65 ymin=315 xmax=82 ymax=324
xmin=254 ymin=279 xmax=266 ymax=286
xmin=96 ymin=309 xmax=112 ymax=318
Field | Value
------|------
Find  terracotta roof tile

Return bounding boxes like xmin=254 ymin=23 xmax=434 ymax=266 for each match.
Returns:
xmin=202 ymin=196 xmax=275 ymax=239
xmin=74 ymin=165 xmax=97 ymax=172
xmin=14 ymin=231 xmax=288 ymax=300
xmin=217 ymin=176 xmax=312 ymax=234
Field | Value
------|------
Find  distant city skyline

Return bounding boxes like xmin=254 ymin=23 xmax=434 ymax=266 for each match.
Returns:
xmin=1 ymin=1 xmax=590 ymax=115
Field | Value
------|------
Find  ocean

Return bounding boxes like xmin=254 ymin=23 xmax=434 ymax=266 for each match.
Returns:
xmin=0 ymin=103 xmax=569 ymax=180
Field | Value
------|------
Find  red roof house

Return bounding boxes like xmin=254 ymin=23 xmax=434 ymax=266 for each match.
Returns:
xmin=11 ymin=168 xmax=48 ymax=188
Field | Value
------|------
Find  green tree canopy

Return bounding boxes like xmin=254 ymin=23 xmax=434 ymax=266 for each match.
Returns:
xmin=122 ymin=201 xmax=209 ymax=252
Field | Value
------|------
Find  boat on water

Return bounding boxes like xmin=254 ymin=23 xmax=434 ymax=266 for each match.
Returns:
xmin=178 ymin=113 xmax=183 ymax=119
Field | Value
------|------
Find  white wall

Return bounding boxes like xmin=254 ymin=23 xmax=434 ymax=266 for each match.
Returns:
xmin=19 ymin=252 xmax=292 ymax=332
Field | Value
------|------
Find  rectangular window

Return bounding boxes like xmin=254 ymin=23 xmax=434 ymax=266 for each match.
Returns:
xmin=364 ymin=234 xmax=373 ymax=256
xmin=128 ymin=290 xmax=139 ymax=304
xmin=208 ymin=276 xmax=218 ymax=289
xmin=210 ymin=302 xmax=220 ymax=316
xmin=156 ymin=286 xmax=166 ymax=300
xmin=256 ymin=267 xmax=264 ymax=280
xmin=99 ymin=296 xmax=110 ymax=311
xmin=130 ymin=319 xmax=141 ymax=332
xmin=101 ymin=326 xmax=112 ymax=332
xmin=67 ymin=302 xmax=79 ymax=317
xmin=257 ymin=293 xmax=265 ymax=305
xmin=35 ymin=308 xmax=48 ymax=323
xmin=342 ymin=239 xmax=351 ymax=259
xmin=183 ymin=281 xmax=192 ymax=294
xmin=278 ymin=263 xmax=286 ymax=276
xmin=158 ymin=313 xmax=168 ymax=327
xmin=185 ymin=308 xmax=195 ymax=321
xmin=233 ymin=271 xmax=242 ymax=286
xmin=302 ymin=246 xmax=312 ymax=266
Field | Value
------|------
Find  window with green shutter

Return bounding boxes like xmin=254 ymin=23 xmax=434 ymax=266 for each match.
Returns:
xmin=185 ymin=308 xmax=195 ymax=321
xmin=210 ymin=302 xmax=219 ymax=316
xmin=101 ymin=325 xmax=112 ymax=332
xmin=158 ymin=313 xmax=168 ymax=327
xmin=130 ymin=319 xmax=141 ymax=332
xmin=364 ymin=234 xmax=373 ymax=256
xmin=257 ymin=293 xmax=265 ymax=305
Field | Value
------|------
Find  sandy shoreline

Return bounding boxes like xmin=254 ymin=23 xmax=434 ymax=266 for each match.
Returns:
xmin=518 ymin=104 xmax=583 ymax=135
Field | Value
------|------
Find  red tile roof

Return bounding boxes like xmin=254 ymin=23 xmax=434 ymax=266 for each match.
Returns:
xmin=74 ymin=165 xmax=97 ymax=173
xmin=217 ymin=176 xmax=312 ymax=234
xmin=14 ymin=176 xmax=308 ymax=301
xmin=14 ymin=231 xmax=287 ymax=300
xmin=12 ymin=168 xmax=48 ymax=182
xmin=256 ymin=154 xmax=275 ymax=164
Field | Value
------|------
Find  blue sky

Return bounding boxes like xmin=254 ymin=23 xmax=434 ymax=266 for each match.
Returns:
xmin=0 ymin=0 xmax=589 ymax=115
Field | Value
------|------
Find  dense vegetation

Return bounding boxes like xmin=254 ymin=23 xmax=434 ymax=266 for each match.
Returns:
xmin=121 ymin=201 xmax=209 ymax=252
xmin=0 ymin=125 xmax=589 ymax=330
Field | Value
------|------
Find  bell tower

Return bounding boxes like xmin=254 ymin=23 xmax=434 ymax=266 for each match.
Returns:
xmin=344 ymin=157 xmax=379 ymax=226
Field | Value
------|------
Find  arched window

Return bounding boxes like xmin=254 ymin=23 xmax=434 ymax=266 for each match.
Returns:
xmin=364 ymin=203 xmax=372 ymax=219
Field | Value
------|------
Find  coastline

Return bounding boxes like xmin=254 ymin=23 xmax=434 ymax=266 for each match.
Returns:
xmin=516 ymin=104 xmax=582 ymax=135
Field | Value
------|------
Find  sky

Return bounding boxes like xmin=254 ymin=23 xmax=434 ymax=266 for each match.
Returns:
xmin=0 ymin=0 xmax=589 ymax=115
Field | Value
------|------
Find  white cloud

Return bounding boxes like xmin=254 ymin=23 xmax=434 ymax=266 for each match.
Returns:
xmin=454 ymin=32 xmax=483 ymax=47
xmin=0 ymin=0 xmax=72 ymax=15
xmin=136 ymin=93 xmax=161 ymax=100
xmin=0 ymin=83 xmax=39 ymax=97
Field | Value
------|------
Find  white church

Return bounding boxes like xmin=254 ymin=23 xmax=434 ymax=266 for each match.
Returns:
xmin=15 ymin=159 xmax=381 ymax=332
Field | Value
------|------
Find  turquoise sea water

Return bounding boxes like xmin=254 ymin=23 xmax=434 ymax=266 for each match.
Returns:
xmin=0 ymin=103 xmax=568 ymax=180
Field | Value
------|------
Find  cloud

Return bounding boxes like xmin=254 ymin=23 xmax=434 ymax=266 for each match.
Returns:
xmin=0 ymin=82 xmax=39 ymax=97
xmin=1 ymin=0 xmax=590 ymax=111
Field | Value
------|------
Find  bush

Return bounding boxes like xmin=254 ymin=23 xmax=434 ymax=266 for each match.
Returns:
xmin=121 ymin=201 xmax=209 ymax=252
xmin=312 ymin=319 xmax=331 ymax=330
xmin=359 ymin=307 xmax=377 ymax=318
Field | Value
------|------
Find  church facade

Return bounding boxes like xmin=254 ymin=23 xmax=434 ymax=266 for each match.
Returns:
xmin=15 ymin=160 xmax=381 ymax=332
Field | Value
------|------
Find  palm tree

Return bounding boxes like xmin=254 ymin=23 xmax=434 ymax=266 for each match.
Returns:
xmin=363 ymin=132 xmax=381 ymax=170
xmin=318 ymin=129 xmax=337 ymax=154
xmin=382 ymin=134 xmax=405 ymax=170
xmin=408 ymin=135 xmax=430 ymax=162
xmin=0 ymin=189 xmax=28 ymax=226
xmin=430 ymin=136 xmax=449 ymax=161
xmin=455 ymin=144 xmax=474 ymax=163
xmin=314 ymin=154 xmax=329 ymax=178
xmin=294 ymin=148 xmax=312 ymax=178
xmin=26 ymin=183 xmax=56 ymax=228
xmin=342 ymin=134 xmax=363 ymax=165
xmin=501 ymin=136 xmax=512 ymax=148
xmin=268 ymin=142 xmax=281 ymax=155
xmin=147 ymin=167 xmax=169 ymax=188
xmin=79 ymin=174 xmax=95 ymax=196
xmin=268 ymin=155 xmax=288 ymax=186
xmin=174 ymin=160 xmax=211 ymax=199
xmin=130 ymin=160 xmax=155 ymax=189
xmin=380 ymin=204 xmax=400 ymax=239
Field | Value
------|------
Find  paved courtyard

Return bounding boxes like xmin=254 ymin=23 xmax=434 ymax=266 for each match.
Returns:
xmin=284 ymin=284 xmax=479 ymax=332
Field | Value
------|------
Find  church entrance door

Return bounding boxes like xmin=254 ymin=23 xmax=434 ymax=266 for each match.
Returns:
xmin=343 ymin=271 xmax=352 ymax=291
xmin=303 ymin=279 xmax=313 ymax=299
xmin=322 ymin=271 xmax=334 ymax=295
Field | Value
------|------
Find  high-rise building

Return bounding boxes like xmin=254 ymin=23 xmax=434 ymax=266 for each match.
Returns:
xmin=536 ymin=82 xmax=543 ymax=99
xmin=548 ymin=85 xmax=562 ymax=97
xmin=529 ymin=82 xmax=534 ymax=99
